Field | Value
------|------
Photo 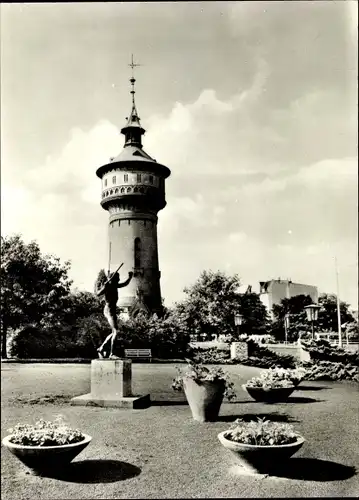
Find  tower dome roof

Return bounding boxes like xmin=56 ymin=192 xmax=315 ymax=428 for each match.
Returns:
xmin=96 ymin=58 xmax=171 ymax=179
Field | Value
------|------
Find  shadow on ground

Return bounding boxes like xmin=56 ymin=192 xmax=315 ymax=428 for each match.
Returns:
xmin=46 ymin=459 xmax=141 ymax=483
xmin=217 ymin=412 xmax=300 ymax=423
xmin=266 ymin=458 xmax=356 ymax=482
xmin=297 ymin=385 xmax=331 ymax=391
xmin=151 ymin=400 xmax=188 ymax=406
xmin=285 ymin=396 xmax=323 ymax=404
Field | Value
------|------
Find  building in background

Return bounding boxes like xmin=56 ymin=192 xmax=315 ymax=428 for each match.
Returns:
xmin=259 ymin=279 xmax=318 ymax=319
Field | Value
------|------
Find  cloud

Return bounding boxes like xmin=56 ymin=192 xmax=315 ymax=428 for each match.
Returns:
xmin=145 ymin=58 xmax=270 ymax=176
xmin=1 ymin=1 xmax=357 ymax=309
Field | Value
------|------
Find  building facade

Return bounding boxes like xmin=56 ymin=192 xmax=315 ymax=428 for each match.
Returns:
xmin=259 ymin=279 xmax=318 ymax=319
xmin=96 ymin=72 xmax=170 ymax=318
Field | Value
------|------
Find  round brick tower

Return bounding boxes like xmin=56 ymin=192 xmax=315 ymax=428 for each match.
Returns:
xmin=96 ymin=68 xmax=170 ymax=318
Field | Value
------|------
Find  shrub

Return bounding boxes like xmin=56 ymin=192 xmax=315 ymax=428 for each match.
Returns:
xmin=300 ymin=360 xmax=359 ymax=381
xmin=188 ymin=346 xmax=231 ymax=364
xmin=172 ymin=359 xmax=236 ymax=400
xmin=301 ymin=339 xmax=359 ymax=366
xmin=7 ymin=416 xmax=85 ymax=446
xmin=9 ymin=326 xmax=78 ymax=359
xmin=224 ymin=418 xmax=302 ymax=446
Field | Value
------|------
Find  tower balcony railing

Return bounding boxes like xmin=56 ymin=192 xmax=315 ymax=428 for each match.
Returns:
xmin=101 ymin=185 xmax=166 ymax=212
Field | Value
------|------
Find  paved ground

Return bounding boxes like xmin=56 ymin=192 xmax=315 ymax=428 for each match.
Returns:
xmin=1 ymin=363 xmax=358 ymax=499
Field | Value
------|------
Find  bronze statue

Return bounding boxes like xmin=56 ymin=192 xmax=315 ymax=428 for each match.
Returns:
xmin=96 ymin=264 xmax=133 ymax=359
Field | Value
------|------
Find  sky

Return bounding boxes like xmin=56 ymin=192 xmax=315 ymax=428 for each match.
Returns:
xmin=1 ymin=1 xmax=358 ymax=310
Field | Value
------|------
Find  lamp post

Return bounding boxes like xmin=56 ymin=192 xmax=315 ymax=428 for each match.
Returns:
xmin=304 ymin=304 xmax=321 ymax=340
xmin=234 ymin=313 xmax=243 ymax=340
xmin=284 ymin=313 xmax=290 ymax=344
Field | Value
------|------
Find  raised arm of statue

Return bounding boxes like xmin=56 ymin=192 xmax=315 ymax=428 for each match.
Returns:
xmin=118 ymin=271 xmax=133 ymax=289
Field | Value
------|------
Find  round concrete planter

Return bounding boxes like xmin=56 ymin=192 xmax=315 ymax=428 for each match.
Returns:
xmin=292 ymin=379 xmax=303 ymax=388
xmin=218 ymin=431 xmax=305 ymax=474
xmin=183 ymin=377 xmax=225 ymax=422
xmin=242 ymin=384 xmax=295 ymax=403
xmin=2 ymin=434 xmax=92 ymax=475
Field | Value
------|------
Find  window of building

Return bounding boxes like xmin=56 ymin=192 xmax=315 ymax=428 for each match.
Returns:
xmin=137 ymin=173 xmax=141 ymax=183
xmin=134 ymin=237 xmax=141 ymax=268
xmin=149 ymin=175 xmax=153 ymax=184
xmin=124 ymin=174 xmax=128 ymax=182
xmin=104 ymin=179 xmax=108 ymax=187
xmin=112 ymin=176 xmax=116 ymax=184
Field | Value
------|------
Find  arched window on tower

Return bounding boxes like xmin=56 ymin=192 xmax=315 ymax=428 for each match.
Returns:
xmin=134 ymin=238 xmax=141 ymax=268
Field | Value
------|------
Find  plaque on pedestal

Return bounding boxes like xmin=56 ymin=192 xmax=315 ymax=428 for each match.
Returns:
xmin=71 ymin=359 xmax=150 ymax=409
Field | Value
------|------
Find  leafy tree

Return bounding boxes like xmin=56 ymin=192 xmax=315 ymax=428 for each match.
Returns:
xmin=94 ymin=269 xmax=107 ymax=293
xmin=317 ymin=293 xmax=355 ymax=332
xmin=271 ymin=294 xmax=313 ymax=341
xmin=59 ymin=290 xmax=103 ymax=327
xmin=174 ymin=270 xmax=269 ymax=340
xmin=1 ymin=234 xmax=72 ymax=358
xmin=271 ymin=293 xmax=356 ymax=342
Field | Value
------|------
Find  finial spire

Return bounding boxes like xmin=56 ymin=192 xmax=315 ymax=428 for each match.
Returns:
xmin=128 ymin=54 xmax=142 ymax=105
xmin=121 ymin=55 xmax=145 ymax=148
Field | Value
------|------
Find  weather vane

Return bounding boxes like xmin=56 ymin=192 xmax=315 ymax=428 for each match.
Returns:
xmin=129 ymin=54 xmax=142 ymax=78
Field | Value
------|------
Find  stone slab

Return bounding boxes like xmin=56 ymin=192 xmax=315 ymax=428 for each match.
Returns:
xmin=70 ymin=393 xmax=151 ymax=409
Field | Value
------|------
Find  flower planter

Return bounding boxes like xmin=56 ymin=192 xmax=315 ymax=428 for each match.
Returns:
xmin=218 ymin=431 xmax=305 ymax=474
xmin=242 ymin=384 xmax=295 ymax=403
xmin=292 ymin=379 xmax=302 ymax=387
xmin=183 ymin=377 xmax=225 ymax=422
xmin=2 ymin=434 xmax=92 ymax=475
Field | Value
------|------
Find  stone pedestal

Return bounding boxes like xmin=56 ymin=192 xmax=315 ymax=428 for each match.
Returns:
xmin=230 ymin=342 xmax=248 ymax=360
xmin=71 ymin=359 xmax=150 ymax=409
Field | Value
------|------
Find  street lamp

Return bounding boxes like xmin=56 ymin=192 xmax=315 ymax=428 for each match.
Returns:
xmin=234 ymin=313 xmax=243 ymax=340
xmin=304 ymin=304 xmax=321 ymax=340
xmin=284 ymin=313 xmax=290 ymax=344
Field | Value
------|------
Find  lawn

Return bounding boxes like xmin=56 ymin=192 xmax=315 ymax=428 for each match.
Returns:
xmin=1 ymin=362 xmax=358 ymax=499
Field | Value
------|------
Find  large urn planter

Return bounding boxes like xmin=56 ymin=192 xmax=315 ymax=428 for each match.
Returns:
xmin=218 ymin=430 xmax=305 ymax=474
xmin=172 ymin=360 xmax=236 ymax=422
xmin=243 ymin=384 xmax=295 ymax=403
xmin=2 ymin=434 xmax=92 ymax=475
xmin=183 ymin=377 xmax=225 ymax=422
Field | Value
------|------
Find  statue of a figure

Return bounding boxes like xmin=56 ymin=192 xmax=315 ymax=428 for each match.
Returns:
xmin=96 ymin=266 xmax=133 ymax=359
